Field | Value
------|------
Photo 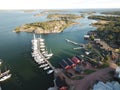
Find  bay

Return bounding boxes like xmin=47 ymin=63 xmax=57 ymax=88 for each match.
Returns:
xmin=0 ymin=9 xmax=115 ymax=90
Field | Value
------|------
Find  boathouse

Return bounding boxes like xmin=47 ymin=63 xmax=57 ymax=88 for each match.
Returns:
xmin=71 ymin=57 xmax=80 ymax=64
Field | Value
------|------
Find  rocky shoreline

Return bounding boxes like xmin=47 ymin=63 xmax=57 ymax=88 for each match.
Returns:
xmin=47 ymin=14 xmax=82 ymax=20
xmin=14 ymin=20 xmax=79 ymax=34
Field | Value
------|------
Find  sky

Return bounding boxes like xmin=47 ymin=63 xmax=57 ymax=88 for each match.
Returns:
xmin=0 ymin=0 xmax=120 ymax=9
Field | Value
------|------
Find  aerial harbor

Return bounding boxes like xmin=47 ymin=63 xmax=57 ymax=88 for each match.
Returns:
xmin=0 ymin=1 xmax=120 ymax=90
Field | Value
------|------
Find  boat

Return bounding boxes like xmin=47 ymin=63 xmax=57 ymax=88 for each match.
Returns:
xmin=43 ymin=66 xmax=50 ymax=70
xmin=40 ymin=42 xmax=44 ymax=45
xmin=38 ymin=37 xmax=44 ymax=42
xmin=47 ymin=70 xmax=54 ymax=74
xmin=0 ymin=61 xmax=12 ymax=82
xmin=40 ymin=45 xmax=45 ymax=48
xmin=31 ymin=34 xmax=54 ymax=71
xmin=45 ymin=57 xmax=51 ymax=60
xmin=40 ymin=48 xmax=45 ymax=51
xmin=0 ymin=74 xmax=12 ymax=82
xmin=0 ymin=60 xmax=2 ymax=65
xmin=43 ymin=49 xmax=53 ymax=58
xmin=38 ymin=61 xmax=46 ymax=64
xmin=42 ymin=51 xmax=47 ymax=54
xmin=39 ymin=64 xmax=48 ymax=68
xmin=44 ymin=53 xmax=53 ymax=58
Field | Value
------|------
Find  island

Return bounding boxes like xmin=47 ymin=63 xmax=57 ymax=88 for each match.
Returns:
xmin=47 ymin=14 xmax=82 ymax=20
xmin=34 ymin=10 xmax=68 ymax=17
xmin=88 ymin=15 xmax=120 ymax=49
xmin=101 ymin=11 xmax=120 ymax=15
xmin=14 ymin=20 xmax=78 ymax=34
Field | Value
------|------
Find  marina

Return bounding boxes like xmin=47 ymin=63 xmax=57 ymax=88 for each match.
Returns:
xmin=0 ymin=9 xmax=111 ymax=90
xmin=31 ymin=34 xmax=54 ymax=74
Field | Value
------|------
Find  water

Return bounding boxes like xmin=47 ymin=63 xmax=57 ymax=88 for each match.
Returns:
xmin=0 ymin=9 xmax=114 ymax=90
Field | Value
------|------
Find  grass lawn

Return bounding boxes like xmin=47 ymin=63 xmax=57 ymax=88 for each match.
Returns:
xmin=84 ymin=69 xmax=96 ymax=74
xmin=71 ymin=76 xmax=84 ymax=80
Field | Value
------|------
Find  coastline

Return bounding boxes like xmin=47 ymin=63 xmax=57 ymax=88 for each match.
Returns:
xmin=14 ymin=20 xmax=79 ymax=34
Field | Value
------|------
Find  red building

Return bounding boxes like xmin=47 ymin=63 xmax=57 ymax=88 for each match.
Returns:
xmin=71 ymin=57 xmax=80 ymax=64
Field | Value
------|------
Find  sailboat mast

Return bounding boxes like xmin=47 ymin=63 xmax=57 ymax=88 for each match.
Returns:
xmin=33 ymin=34 xmax=36 ymax=40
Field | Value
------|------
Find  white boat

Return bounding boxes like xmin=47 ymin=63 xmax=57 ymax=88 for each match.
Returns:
xmin=38 ymin=35 xmax=44 ymax=42
xmin=42 ymin=51 xmax=47 ymax=54
xmin=39 ymin=38 xmax=44 ymax=42
xmin=39 ymin=64 xmax=48 ymax=68
xmin=47 ymin=70 xmax=54 ymax=74
xmin=43 ymin=66 xmax=50 ymax=70
xmin=0 ymin=60 xmax=2 ymax=65
xmin=45 ymin=57 xmax=50 ymax=60
xmin=40 ymin=45 xmax=45 ymax=48
xmin=0 ymin=74 xmax=12 ymax=82
xmin=44 ymin=49 xmax=53 ymax=57
xmin=44 ymin=53 xmax=53 ymax=57
xmin=0 ymin=61 xmax=12 ymax=82
xmin=40 ymin=48 xmax=45 ymax=51
xmin=38 ymin=61 xmax=46 ymax=64
xmin=40 ymin=42 xmax=44 ymax=45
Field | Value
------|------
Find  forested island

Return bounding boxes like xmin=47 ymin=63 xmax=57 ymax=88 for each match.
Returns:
xmin=101 ymin=11 xmax=120 ymax=15
xmin=14 ymin=20 xmax=78 ymax=34
xmin=47 ymin=14 xmax=82 ymax=20
xmin=14 ymin=14 xmax=82 ymax=34
xmin=88 ymin=15 xmax=120 ymax=48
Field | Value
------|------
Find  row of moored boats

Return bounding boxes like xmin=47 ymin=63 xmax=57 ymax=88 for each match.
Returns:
xmin=31 ymin=34 xmax=54 ymax=74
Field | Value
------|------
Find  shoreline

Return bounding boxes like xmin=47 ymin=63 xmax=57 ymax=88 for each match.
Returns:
xmin=14 ymin=20 xmax=79 ymax=34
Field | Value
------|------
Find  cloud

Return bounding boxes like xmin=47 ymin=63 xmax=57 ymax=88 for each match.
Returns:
xmin=0 ymin=0 xmax=120 ymax=9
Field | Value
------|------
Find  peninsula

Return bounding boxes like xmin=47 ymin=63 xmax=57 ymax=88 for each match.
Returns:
xmin=14 ymin=20 xmax=78 ymax=34
xmin=47 ymin=14 xmax=82 ymax=20
xmin=101 ymin=11 xmax=120 ymax=15
xmin=88 ymin=15 xmax=120 ymax=49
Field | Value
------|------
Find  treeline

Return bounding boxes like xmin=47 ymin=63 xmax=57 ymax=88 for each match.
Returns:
xmin=15 ymin=20 xmax=76 ymax=33
xmin=102 ymin=11 xmax=120 ymax=15
xmin=29 ymin=20 xmax=74 ymax=30
xmin=88 ymin=15 xmax=120 ymax=48
xmin=47 ymin=14 xmax=82 ymax=20
xmin=88 ymin=15 xmax=120 ymax=21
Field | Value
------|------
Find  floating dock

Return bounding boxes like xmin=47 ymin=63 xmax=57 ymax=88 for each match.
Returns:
xmin=65 ymin=38 xmax=85 ymax=48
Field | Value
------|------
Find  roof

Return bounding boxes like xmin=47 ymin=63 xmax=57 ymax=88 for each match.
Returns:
xmin=93 ymin=81 xmax=120 ymax=90
xmin=72 ymin=57 xmax=80 ymax=64
xmin=55 ymin=76 xmax=67 ymax=88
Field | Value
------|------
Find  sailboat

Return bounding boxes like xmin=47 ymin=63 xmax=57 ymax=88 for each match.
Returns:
xmin=47 ymin=69 xmax=54 ymax=74
xmin=0 ymin=61 xmax=12 ymax=82
xmin=43 ymin=49 xmax=53 ymax=58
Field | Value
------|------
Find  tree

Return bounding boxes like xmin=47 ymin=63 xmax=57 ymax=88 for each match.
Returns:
xmin=90 ymin=35 xmax=95 ymax=41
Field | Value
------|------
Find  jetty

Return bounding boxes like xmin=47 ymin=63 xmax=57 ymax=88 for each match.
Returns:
xmin=65 ymin=38 xmax=85 ymax=48
xmin=37 ymin=39 xmax=55 ymax=70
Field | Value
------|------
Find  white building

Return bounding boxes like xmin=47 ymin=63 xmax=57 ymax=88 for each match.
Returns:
xmin=115 ymin=67 xmax=120 ymax=78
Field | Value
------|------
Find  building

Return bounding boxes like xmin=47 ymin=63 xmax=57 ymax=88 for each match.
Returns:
xmin=114 ymin=67 xmax=120 ymax=79
xmin=55 ymin=76 xmax=68 ymax=90
xmin=59 ymin=61 xmax=70 ymax=70
xmin=93 ymin=81 xmax=120 ymax=90
xmin=84 ymin=35 xmax=90 ymax=39
xmin=71 ymin=57 xmax=80 ymax=64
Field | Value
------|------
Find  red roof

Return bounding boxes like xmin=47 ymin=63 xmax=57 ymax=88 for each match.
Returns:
xmin=59 ymin=86 xmax=68 ymax=90
xmin=71 ymin=57 xmax=80 ymax=64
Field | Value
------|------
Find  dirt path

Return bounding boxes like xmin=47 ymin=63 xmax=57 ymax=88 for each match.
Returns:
xmin=70 ymin=62 xmax=118 ymax=90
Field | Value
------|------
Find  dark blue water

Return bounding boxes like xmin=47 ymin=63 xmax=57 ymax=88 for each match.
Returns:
xmin=0 ymin=9 xmax=114 ymax=90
